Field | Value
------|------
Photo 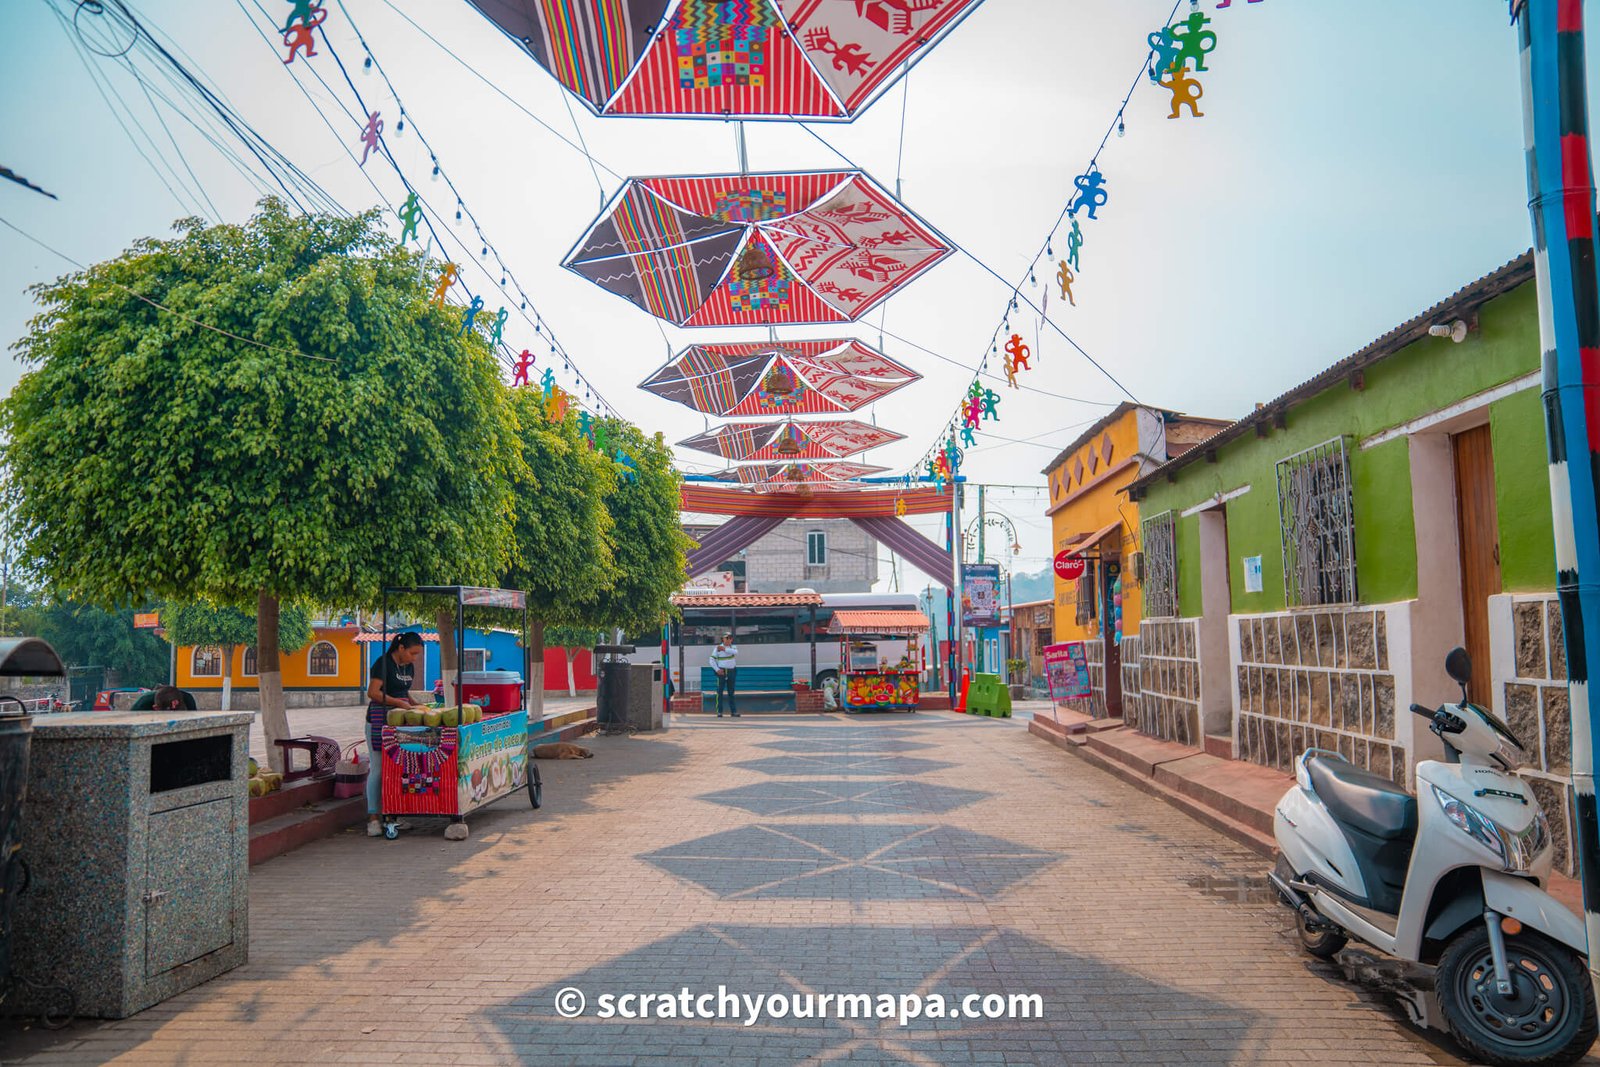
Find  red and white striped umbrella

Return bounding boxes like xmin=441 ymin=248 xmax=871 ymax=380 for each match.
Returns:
xmin=711 ymin=460 xmax=887 ymax=487
xmin=464 ymin=0 xmax=987 ymax=121
xmin=565 ymin=170 xmax=950 ymax=326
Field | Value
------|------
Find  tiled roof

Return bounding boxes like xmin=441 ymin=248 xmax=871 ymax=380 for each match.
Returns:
xmin=829 ymin=609 xmax=932 ymax=633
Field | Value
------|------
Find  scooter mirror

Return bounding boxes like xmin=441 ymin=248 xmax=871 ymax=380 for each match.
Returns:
xmin=1444 ymin=646 xmax=1472 ymax=687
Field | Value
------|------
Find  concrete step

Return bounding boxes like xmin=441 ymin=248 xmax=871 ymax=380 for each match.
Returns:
xmin=1084 ymin=728 xmax=1199 ymax=777
xmin=249 ymin=793 xmax=366 ymax=866
xmin=1203 ymin=732 xmax=1235 ymax=760
xmin=249 ymin=776 xmax=334 ymax=825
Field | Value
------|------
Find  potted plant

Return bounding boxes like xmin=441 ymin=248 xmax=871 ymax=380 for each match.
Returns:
xmin=791 ymin=680 xmax=811 ymax=692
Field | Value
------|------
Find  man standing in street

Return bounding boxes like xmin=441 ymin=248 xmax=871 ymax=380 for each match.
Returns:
xmin=711 ymin=633 xmax=739 ymax=718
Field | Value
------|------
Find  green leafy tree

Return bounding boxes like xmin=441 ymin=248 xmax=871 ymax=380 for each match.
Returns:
xmin=162 ymin=601 xmax=313 ymax=711
xmin=21 ymin=597 xmax=171 ymax=688
xmin=500 ymin=395 xmax=618 ymax=715
xmin=588 ymin=422 xmax=691 ymax=635
xmin=2 ymin=199 xmax=519 ymax=767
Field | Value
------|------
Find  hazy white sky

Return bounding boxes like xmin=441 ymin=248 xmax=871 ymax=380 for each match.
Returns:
xmin=0 ymin=1 xmax=1576 ymax=592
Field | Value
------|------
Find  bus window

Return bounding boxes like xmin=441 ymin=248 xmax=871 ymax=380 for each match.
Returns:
xmin=680 ymin=613 xmax=733 ymax=646
xmin=734 ymin=610 xmax=797 ymax=645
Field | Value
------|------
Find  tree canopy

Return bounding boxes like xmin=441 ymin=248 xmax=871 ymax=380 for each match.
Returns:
xmin=1 ymin=197 xmax=519 ymax=612
xmin=162 ymin=601 xmax=313 ymax=655
xmin=586 ymin=422 xmax=690 ymax=636
xmin=21 ymin=597 xmax=171 ymax=687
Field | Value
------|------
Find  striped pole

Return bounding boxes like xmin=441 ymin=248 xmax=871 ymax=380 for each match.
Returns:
xmin=1518 ymin=0 xmax=1600 ymax=996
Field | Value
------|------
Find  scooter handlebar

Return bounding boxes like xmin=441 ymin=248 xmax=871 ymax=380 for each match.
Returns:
xmin=1409 ymin=703 xmax=1436 ymax=718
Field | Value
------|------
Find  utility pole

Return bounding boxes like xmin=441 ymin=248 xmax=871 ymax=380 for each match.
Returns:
xmin=1517 ymin=0 xmax=1600 ymax=1001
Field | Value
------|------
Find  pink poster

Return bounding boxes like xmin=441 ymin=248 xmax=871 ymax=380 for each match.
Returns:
xmin=1044 ymin=642 xmax=1090 ymax=701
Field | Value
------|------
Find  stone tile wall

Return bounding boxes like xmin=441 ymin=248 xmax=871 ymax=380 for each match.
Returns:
xmin=1119 ymin=635 xmax=1142 ymax=730
xmin=1494 ymin=594 xmax=1577 ymax=875
xmin=1133 ymin=619 xmax=1201 ymax=747
xmin=1234 ymin=607 xmax=1405 ymax=788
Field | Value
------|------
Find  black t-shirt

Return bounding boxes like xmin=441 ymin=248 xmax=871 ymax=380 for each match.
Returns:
xmin=371 ymin=652 xmax=414 ymax=703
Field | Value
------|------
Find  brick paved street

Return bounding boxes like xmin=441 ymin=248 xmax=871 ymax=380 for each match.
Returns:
xmin=8 ymin=711 xmax=1596 ymax=1065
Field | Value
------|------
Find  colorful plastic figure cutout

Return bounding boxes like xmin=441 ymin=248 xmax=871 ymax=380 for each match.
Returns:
xmin=616 ymin=450 xmax=638 ymax=484
xmin=1003 ymin=334 xmax=1031 ymax=388
xmin=431 ymin=262 xmax=459 ymax=307
xmin=359 ymin=110 xmax=383 ymax=166
xmin=578 ymin=411 xmax=594 ymax=446
xmin=398 ymin=192 xmax=423 ymax=246
xmin=895 ymin=497 xmax=907 ymax=517
xmin=1067 ymin=219 xmax=1083 ymax=272
xmin=488 ymin=307 xmax=508 ymax=347
xmin=460 ymin=295 xmax=484 ymax=336
xmin=1068 ymin=167 xmax=1108 ymax=220
xmin=547 ymin=386 xmax=569 ymax=423
xmin=512 ymin=349 xmax=535 ymax=387
xmin=540 ymin=368 xmax=556 ymax=396
xmin=281 ymin=3 xmax=326 ymax=64
xmin=981 ymin=389 xmax=1000 ymax=421
xmin=1147 ymin=26 xmax=1182 ymax=83
xmin=1216 ymin=0 xmax=1263 ymax=6
xmin=964 ymin=397 xmax=983 ymax=429
xmin=1056 ymin=261 xmax=1076 ymax=306
xmin=1160 ymin=61 xmax=1204 ymax=119
xmin=1169 ymin=10 xmax=1217 ymax=72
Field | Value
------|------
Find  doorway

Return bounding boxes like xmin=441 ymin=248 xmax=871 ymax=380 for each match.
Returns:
xmin=1102 ymin=558 xmax=1123 ymax=717
xmin=1451 ymin=423 xmax=1501 ymax=706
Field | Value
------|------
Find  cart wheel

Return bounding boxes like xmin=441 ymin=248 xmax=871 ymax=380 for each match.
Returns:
xmin=382 ymin=821 xmax=398 ymax=840
xmin=528 ymin=764 xmax=543 ymax=809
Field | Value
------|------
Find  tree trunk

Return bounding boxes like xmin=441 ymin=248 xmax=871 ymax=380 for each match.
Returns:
xmin=220 ymin=642 xmax=234 ymax=713
xmin=435 ymin=609 xmax=458 ymax=707
xmin=528 ymin=618 xmax=546 ymax=720
xmin=258 ymin=592 xmax=288 ymax=773
xmin=565 ymin=648 xmax=577 ymax=698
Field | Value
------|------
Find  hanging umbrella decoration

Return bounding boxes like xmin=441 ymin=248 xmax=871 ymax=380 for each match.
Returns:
xmin=680 ymin=418 xmax=903 ymax=461
xmin=640 ymin=338 xmax=920 ymax=416
xmin=711 ymin=460 xmax=888 ymax=489
xmin=462 ymin=0 xmax=987 ymax=121
xmin=564 ymin=170 xmax=951 ymax=326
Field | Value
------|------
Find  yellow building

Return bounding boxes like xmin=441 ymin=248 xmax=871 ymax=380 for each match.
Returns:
xmin=1042 ymin=404 xmax=1226 ymax=718
xmin=176 ymin=624 xmax=366 ymax=706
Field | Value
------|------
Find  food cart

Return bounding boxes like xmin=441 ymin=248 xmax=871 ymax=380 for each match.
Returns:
xmin=829 ymin=608 xmax=932 ymax=713
xmin=376 ymin=585 xmax=542 ymax=840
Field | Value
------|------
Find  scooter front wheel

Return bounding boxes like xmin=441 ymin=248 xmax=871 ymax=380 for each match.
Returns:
xmin=1436 ymin=925 xmax=1597 ymax=1067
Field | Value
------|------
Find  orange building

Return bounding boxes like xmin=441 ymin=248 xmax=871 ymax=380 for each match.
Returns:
xmin=176 ymin=624 xmax=365 ymax=702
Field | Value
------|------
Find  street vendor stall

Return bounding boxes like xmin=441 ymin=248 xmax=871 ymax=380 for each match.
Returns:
xmin=830 ymin=608 xmax=931 ymax=713
xmin=376 ymin=586 xmax=541 ymax=840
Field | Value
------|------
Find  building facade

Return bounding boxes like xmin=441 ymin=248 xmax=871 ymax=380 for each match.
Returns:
xmin=1126 ymin=253 xmax=1580 ymax=871
xmin=685 ymin=517 xmax=880 ymax=594
xmin=1005 ymin=598 xmax=1054 ymax=688
xmin=1041 ymin=404 xmax=1227 ymax=722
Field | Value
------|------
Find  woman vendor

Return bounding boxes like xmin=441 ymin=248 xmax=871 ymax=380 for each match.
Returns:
xmin=366 ymin=632 xmax=425 ymax=837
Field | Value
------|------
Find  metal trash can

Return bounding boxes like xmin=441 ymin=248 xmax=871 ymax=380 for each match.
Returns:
xmin=593 ymin=645 xmax=635 ymax=728
xmin=0 ymin=637 xmax=67 ymax=992
xmin=0 ymin=707 xmax=32 ymax=985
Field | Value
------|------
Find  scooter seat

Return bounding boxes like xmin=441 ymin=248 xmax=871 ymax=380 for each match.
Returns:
xmin=1306 ymin=756 xmax=1417 ymax=841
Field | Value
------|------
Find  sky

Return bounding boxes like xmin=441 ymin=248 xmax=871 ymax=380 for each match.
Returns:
xmin=0 ymin=0 xmax=1574 ymax=597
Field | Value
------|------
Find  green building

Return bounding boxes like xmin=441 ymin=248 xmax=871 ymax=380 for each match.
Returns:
xmin=1126 ymin=252 xmax=1579 ymax=872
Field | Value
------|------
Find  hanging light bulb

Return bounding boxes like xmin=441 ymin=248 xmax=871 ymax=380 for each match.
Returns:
xmin=431 ymin=163 xmax=440 ymax=181
xmin=362 ymin=55 xmax=373 ymax=73
xmin=395 ymin=111 xmax=405 ymax=136
xmin=481 ymin=246 xmax=488 ymax=257
xmin=1046 ymin=238 xmax=1054 ymax=258
xmin=455 ymin=202 xmax=463 ymax=223
xmin=1117 ymin=115 xmax=1125 ymax=138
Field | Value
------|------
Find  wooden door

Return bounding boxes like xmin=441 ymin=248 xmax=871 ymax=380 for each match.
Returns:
xmin=1452 ymin=424 xmax=1501 ymax=706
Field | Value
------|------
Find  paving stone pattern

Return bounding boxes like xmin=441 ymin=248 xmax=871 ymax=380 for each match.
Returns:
xmin=8 ymin=712 xmax=1563 ymax=1065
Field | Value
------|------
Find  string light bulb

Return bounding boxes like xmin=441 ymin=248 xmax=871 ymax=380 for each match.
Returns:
xmin=1117 ymin=115 xmax=1125 ymax=138
xmin=362 ymin=55 xmax=372 ymax=73
xmin=395 ymin=112 xmax=405 ymax=136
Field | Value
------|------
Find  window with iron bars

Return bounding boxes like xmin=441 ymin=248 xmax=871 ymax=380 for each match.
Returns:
xmin=1074 ymin=559 xmax=1097 ymax=625
xmin=1141 ymin=511 xmax=1178 ymax=618
xmin=1276 ymin=437 xmax=1357 ymax=607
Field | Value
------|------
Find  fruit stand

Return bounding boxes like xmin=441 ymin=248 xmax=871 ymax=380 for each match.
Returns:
xmin=830 ymin=608 xmax=932 ymax=713
xmin=376 ymin=585 xmax=542 ymax=839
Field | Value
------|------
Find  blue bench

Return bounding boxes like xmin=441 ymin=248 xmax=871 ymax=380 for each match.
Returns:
xmin=700 ymin=665 xmax=794 ymax=711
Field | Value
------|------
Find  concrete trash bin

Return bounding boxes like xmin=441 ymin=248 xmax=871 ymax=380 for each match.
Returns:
xmin=0 ymin=708 xmax=31 ymax=986
xmin=11 ymin=709 xmax=251 ymax=1018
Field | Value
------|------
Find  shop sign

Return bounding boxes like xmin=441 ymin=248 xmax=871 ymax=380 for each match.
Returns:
xmin=1053 ymin=550 xmax=1086 ymax=581
xmin=1043 ymin=642 xmax=1091 ymax=700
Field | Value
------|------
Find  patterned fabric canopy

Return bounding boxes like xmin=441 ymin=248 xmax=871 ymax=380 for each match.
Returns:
xmin=640 ymin=338 xmax=919 ymax=415
xmin=680 ymin=418 xmax=903 ymax=461
xmin=463 ymin=0 xmax=986 ymax=121
xmin=564 ymin=171 xmax=950 ymax=326
xmin=710 ymin=461 xmax=887 ymax=488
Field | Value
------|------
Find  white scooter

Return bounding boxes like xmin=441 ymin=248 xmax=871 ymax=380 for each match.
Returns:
xmin=1270 ymin=647 xmax=1597 ymax=1066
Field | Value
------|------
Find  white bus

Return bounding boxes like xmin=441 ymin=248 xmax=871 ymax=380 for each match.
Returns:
xmin=634 ymin=591 xmax=929 ymax=693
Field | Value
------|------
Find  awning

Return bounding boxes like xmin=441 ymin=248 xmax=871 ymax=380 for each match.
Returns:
xmin=829 ymin=609 xmax=932 ymax=635
xmin=354 ymin=632 xmax=441 ymax=643
xmin=1061 ymin=520 xmax=1123 ymax=556
xmin=671 ymin=593 xmax=825 ymax=608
